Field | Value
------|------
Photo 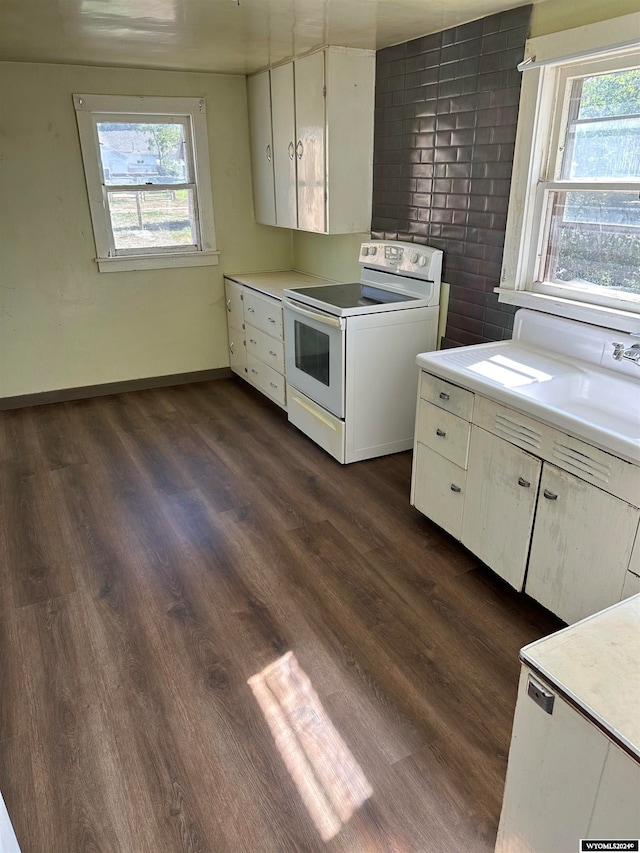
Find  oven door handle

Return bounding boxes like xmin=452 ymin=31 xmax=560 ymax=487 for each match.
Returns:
xmin=283 ymin=298 xmax=345 ymax=330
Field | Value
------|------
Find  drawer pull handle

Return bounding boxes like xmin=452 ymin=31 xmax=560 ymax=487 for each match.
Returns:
xmin=518 ymin=477 xmax=530 ymax=488
xmin=450 ymin=484 xmax=461 ymax=493
xmin=249 ymin=338 xmax=257 ymax=345
xmin=229 ymin=344 xmax=234 ymax=353
xmin=269 ymin=382 xmax=278 ymax=389
xmin=268 ymin=317 xmax=276 ymax=323
xmin=226 ymin=299 xmax=232 ymax=311
xmin=251 ymin=368 xmax=258 ymax=375
xmin=543 ymin=489 xmax=558 ymax=501
xmin=247 ymin=307 xmax=255 ymax=313
xmin=439 ymin=391 xmax=450 ymax=401
xmin=436 ymin=428 xmax=446 ymax=437
xmin=269 ymin=350 xmax=277 ymax=357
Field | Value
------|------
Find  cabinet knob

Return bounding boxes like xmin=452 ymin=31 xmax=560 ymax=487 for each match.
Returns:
xmin=226 ymin=299 xmax=232 ymax=311
xmin=518 ymin=477 xmax=531 ymax=488
xmin=436 ymin=428 xmax=447 ymax=437
xmin=439 ymin=391 xmax=450 ymax=401
xmin=543 ymin=489 xmax=558 ymax=501
xmin=450 ymin=484 xmax=461 ymax=493
xmin=229 ymin=343 xmax=234 ymax=354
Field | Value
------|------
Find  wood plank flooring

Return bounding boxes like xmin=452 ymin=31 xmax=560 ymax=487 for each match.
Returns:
xmin=0 ymin=378 xmax=561 ymax=852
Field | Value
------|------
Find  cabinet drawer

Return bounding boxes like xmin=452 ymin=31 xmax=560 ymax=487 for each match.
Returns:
xmin=246 ymin=355 xmax=286 ymax=407
xmin=243 ymin=291 xmax=283 ymax=339
xmin=245 ymin=325 xmax=285 ymax=373
xmin=412 ymin=442 xmax=466 ymax=540
xmin=420 ymin=371 xmax=474 ymax=421
xmin=416 ymin=399 xmax=471 ymax=469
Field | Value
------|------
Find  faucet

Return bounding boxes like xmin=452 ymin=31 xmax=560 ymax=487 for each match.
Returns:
xmin=612 ymin=340 xmax=640 ymax=364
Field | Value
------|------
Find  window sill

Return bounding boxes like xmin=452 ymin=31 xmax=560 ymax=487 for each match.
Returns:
xmin=495 ymin=288 xmax=640 ymax=333
xmin=97 ymin=250 xmax=220 ymax=273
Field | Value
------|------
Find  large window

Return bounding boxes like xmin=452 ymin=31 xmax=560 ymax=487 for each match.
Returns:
xmin=499 ymin=14 xmax=640 ymax=330
xmin=74 ymin=95 xmax=218 ymax=272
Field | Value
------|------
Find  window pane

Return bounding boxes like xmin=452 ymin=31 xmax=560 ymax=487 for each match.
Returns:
xmin=97 ymin=120 xmax=191 ymax=185
xmin=543 ymin=191 xmax=640 ymax=294
xmin=107 ymin=189 xmax=197 ymax=251
xmin=561 ymin=69 xmax=640 ymax=180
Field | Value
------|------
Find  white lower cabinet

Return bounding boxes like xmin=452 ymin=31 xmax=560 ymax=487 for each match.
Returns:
xmin=224 ymin=277 xmax=286 ymax=410
xmin=496 ymin=665 xmax=640 ymax=852
xmin=413 ymin=442 xmax=466 ymax=539
xmin=411 ymin=370 xmax=640 ymax=623
xmin=526 ymin=464 xmax=639 ymax=624
xmin=461 ymin=427 xmax=541 ymax=591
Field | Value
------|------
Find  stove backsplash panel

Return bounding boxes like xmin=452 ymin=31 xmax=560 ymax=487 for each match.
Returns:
xmin=372 ymin=4 xmax=532 ymax=348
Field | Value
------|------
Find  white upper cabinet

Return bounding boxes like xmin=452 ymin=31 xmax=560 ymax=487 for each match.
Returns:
xmin=294 ymin=50 xmax=326 ymax=233
xmin=247 ymin=71 xmax=276 ymax=227
xmin=248 ymin=47 xmax=374 ymax=234
xmin=270 ymin=62 xmax=297 ymax=229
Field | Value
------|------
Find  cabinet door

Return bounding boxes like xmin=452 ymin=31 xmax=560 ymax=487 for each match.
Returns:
xmin=526 ymin=464 xmax=639 ymax=624
xmin=271 ymin=62 xmax=297 ymax=229
xmin=461 ymin=427 xmax=541 ymax=591
xmin=496 ymin=667 xmax=610 ymax=853
xmin=228 ymin=325 xmax=246 ymax=374
xmin=412 ymin=443 xmax=466 ymax=540
xmin=247 ymin=71 xmax=276 ymax=226
xmin=224 ymin=279 xmax=244 ymax=330
xmin=294 ymin=51 xmax=326 ymax=233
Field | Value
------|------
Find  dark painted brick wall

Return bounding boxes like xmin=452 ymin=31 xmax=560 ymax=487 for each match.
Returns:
xmin=372 ymin=5 xmax=532 ymax=347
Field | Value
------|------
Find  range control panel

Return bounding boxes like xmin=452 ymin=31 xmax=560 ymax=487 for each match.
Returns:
xmin=360 ymin=240 xmax=443 ymax=285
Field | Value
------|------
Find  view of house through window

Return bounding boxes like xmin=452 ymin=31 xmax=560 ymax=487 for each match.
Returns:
xmin=540 ymin=67 xmax=640 ymax=297
xmin=96 ymin=118 xmax=199 ymax=253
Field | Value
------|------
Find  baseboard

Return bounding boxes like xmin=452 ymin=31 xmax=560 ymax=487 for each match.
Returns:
xmin=0 ymin=368 xmax=234 ymax=411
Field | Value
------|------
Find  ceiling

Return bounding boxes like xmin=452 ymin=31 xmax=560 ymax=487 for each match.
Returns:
xmin=0 ymin=0 xmax=539 ymax=76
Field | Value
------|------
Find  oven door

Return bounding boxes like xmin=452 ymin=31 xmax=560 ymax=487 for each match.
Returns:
xmin=283 ymin=298 xmax=346 ymax=419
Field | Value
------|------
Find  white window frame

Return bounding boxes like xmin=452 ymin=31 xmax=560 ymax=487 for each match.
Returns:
xmin=497 ymin=12 xmax=640 ymax=332
xmin=74 ymin=94 xmax=219 ymax=273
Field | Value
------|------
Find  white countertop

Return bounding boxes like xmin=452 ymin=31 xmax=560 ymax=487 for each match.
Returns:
xmin=224 ymin=269 xmax=337 ymax=301
xmin=521 ymin=594 xmax=640 ymax=759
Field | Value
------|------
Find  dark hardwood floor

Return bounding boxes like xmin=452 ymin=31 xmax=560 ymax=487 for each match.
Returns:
xmin=0 ymin=378 xmax=561 ymax=852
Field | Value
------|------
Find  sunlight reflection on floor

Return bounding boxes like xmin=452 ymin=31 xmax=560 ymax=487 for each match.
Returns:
xmin=248 ymin=651 xmax=374 ymax=842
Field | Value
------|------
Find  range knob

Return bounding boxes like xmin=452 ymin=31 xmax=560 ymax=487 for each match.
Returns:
xmin=361 ymin=246 xmax=369 ymax=256
xmin=417 ymin=255 xmax=427 ymax=267
xmin=369 ymin=246 xmax=377 ymax=256
xmin=410 ymin=252 xmax=418 ymax=263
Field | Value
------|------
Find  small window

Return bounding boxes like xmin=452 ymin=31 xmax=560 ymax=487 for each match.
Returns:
xmin=499 ymin=13 xmax=640 ymax=330
xmin=74 ymin=95 xmax=218 ymax=272
xmin=536 ymin=64 xmax=640 ymax=301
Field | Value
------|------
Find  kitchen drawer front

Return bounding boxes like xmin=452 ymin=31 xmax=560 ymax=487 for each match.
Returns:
xmin=243 ymin=291 xmax=283 ymax=340
xmin=420 ymin=371 xmax=474 ymax=421
xmin=413 ymin=442 xmax=466 ymax=540
xmin=416 ymin=399 xmax=471 ymax=469
xmin=246 ymin=356 xmax=286 ymax=408
xmin=473 ymin=395 xmax=640 ymax=506
xmin=245 ymin=325 xmax=285 ymax=374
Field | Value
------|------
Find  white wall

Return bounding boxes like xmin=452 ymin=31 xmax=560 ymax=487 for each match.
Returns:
xmin=0 ymin=62 xmax=292 ymax=399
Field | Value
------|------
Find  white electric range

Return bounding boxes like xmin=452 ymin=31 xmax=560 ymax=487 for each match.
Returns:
xmin=283 ymin=240 xmax=443 ymax=464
